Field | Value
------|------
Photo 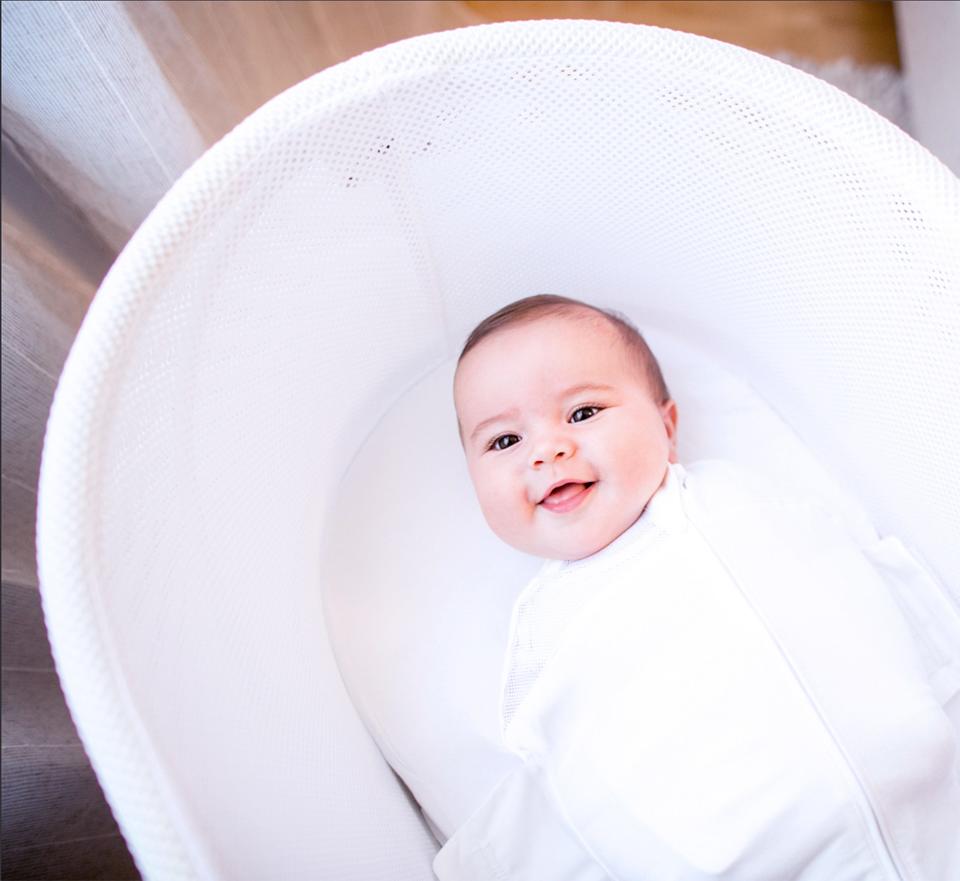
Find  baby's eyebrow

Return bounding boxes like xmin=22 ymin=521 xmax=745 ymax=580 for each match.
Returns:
xmin=469 ymin=408 xmax=520 ymax=445
xmin=561 ymin=382 xmax=616 ymax=398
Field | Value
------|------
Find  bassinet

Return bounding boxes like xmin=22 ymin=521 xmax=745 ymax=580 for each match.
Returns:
xmin=36 ymin=19 xmax=959 ymax=881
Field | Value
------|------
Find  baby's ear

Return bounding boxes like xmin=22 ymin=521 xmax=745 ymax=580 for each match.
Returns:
xmin=660 ymin=399 xmax=679 ymax=463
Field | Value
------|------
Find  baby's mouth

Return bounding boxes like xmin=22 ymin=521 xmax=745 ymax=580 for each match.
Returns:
xmin=539 ymin=481 xmax=596 ymax=510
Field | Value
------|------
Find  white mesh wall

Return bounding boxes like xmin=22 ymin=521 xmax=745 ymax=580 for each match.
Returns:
xmin=36 ymin=20 xmax=959 ymax=881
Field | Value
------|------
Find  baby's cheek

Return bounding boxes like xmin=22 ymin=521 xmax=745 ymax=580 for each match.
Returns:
xmin=479 ymin=481 xmax=522 ymax=530
xmin=629 ymin=440 xmax=669 ymax=481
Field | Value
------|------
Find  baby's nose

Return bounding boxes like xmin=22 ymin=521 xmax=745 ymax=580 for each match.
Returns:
xmin=530 ymin=435 xmax=574 ymax=468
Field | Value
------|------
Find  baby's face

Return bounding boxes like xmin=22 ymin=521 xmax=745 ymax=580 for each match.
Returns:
xmin=454 ymin=312 xmax=678 ymax=560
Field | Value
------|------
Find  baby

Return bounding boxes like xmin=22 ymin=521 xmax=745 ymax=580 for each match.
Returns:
xmin=440 ymin=295 xmax=960 ymax=881
xmin=454 ymin=294 xmax=678 ymax=562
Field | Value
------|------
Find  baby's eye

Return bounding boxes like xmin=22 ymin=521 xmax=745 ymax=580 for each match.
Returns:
xmin=570 ymin=406 xmax=602 ymax=423
xmin=490 ymin=434 xmax=520 ymax=452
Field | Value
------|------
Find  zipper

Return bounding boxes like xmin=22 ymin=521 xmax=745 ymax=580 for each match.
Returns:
xmin=760 ymin=627 xmax=906 ymax=879
xmin=804 ymin=694 xmax=906 ymax=881
xmin=748 ymin=595 xmax=907 ymax=879
xmin=684 ymin=515 xmax=907 ymax=881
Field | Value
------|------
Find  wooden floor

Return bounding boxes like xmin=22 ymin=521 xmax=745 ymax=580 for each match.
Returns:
xmin=113 ymin=0 xmax=902 ymax=154
xmin=465 ymin=1 xmax=900 ymax=66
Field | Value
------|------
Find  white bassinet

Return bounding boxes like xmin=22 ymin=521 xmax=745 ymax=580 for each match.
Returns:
xmin=37 ymin=20 xmax=959 ymax=881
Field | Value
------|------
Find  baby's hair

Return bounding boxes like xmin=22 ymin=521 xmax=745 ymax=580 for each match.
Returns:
xmin=458 ymin=294 xmax=671 ymax=403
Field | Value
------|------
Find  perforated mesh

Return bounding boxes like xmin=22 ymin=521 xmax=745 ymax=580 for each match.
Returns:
xmin=37 ymin=20 xmax=959 ymax=880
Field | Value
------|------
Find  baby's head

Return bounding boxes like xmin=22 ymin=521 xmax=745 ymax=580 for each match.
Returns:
xmin=454 ymin=295 xmax=678 ymax=561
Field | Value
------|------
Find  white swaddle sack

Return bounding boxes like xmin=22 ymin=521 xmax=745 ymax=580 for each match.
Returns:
xmin=435 ymin=461 xmax=960 ymax=881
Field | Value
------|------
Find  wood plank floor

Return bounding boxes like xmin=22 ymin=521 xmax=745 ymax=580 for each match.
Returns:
xmin=465 ymin=1 xmax=901 ymax=66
